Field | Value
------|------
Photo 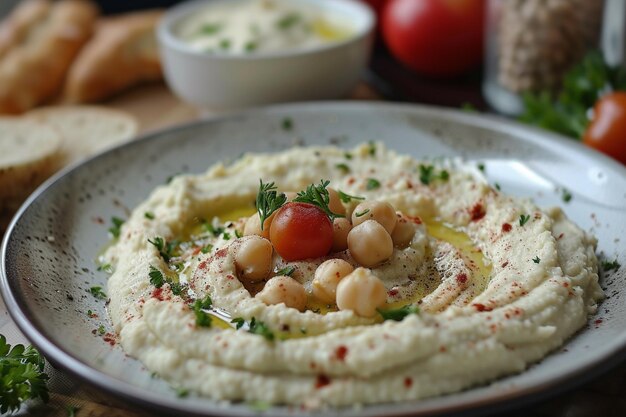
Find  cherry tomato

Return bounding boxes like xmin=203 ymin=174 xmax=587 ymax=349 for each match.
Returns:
xmin=381 ymin=0 xmax=485 ymax=77
xmin=270 ymin=202 xmax=333 ymax=261
xmin=583 ymin=92 xmax=626 ymax=165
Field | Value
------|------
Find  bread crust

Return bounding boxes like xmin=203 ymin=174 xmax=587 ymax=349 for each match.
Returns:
xmin=64 ymin=10 xmax=163 ymax=103
xmin=0 ymin=0 xmax=98 ymax=114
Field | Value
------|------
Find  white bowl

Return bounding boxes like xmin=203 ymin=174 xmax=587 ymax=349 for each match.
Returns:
xmin=157 ymin=0 xmax=375 ymax=110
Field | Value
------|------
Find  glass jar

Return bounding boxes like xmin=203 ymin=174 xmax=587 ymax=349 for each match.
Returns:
xmin=483 ymin=0 xmax=605 ymax=115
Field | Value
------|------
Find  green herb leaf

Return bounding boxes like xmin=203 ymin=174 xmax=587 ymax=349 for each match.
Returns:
xmin=367 ymin=141 xmax=376 ymax=156
xmin=533 ymin=256 xmax=541 ymax=264
xmin=0 ymin=335 xmax=49 ymax=414
xmin=248 ymin=317 xmax=274 ymax=341
xmin=108 ymin=217 xmax=125 ymax=238
xmin=354 ymin=209 xmax=370 ymax=218
xmin=344 ymin=152 xmax=353 ymax=160
xmin=366 ymin=178 xmax=380 ymax=190
xmin=199 ymin=23 xmax=221 ymax=35
xmin=275 ymin=266 xmax=296 ymax=277
xmin=234 ymin=229 xmax=243 ymax=238
xmin=149 ymin=266 xmax=165 ymax=288
xmin=96 ymin=263 xmax=112 ymax=273
xmin=193 ymin=296 xmax=213 ymax=328
xmin=562 ymin=189 xmax=573 ymax=203
xmin=337 ymin=190 xmax=364 ymax=204
xmin=256 ymin=180 xmax=287 ymax=230
xmin=602 ymin=259 xmax=621 ymax=271
xmin=377 ymin=305 xmax=419 ymax=321
xmin=89 ymin=286 xmax=107 ymax=300
xmin=495 ymin=183 xmax=501 ymax=191
xmin=144 ymin=212 xmax=155 ymax=220
xmin=519 ymin=214 xmax=531 ymax=227
xmin=335 ymin=163 xmax=350 ymax=174
xmin=293 ymin=180 xmax=344 ymax=221
xmin=176 ymin=388 xmax=189 ymax=398
xmin=477 ymin=163 xmax=486 ymax=172
xmin=418 ymin=164 xmax=449 ymax=185
xmin=276 ymin=13 xmax=301 ymax=30
xmin=200 ymin=244 xmax=213 ymax=254
xmin=98 ymin=325 xmax=106 ymax=335
xmin=282 ymin=117 xmax=293 ymax=131
xmin=231 ymin=317 xmax=245 ymax=330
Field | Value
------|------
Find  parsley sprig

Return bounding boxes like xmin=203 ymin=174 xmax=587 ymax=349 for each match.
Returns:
xmin=148 ymin=237 xmax=179 ymax=262
xmin=377 ymin=305 xmax=419 ymax=321
xmin=193 ymin=296 xmax=213 ymax=328
xmin=293 ymin=180 xmax=344 ymax=221
xmin=108 ymin=217 xmax=125 ymax=238
xmin=256 ymin=180 xmax=287 ymax=230
xmin=275 ymin=266 xmax=296 ymax=277
xmin=419 ymin=165 xmax=450 ymax=185
xmin=149 ymin=266 xmax=186 ymax=296
xmin=602 ymin=259 xmax=621 ymax=272
xmin=519 ymin=214 xmax=531 ymax=227
xmin=248 ymin=317 xmax=275 ymax=341
xmin=0 ymin=335 xmax=49 ymax=414
xmin=337 ymin=190 xmax=364 ymax=204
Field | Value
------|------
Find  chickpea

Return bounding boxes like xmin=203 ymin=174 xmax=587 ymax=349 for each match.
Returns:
xmin=312 ymin=259 xmax=354 ymax=303
xmin=327 ymin=187 xmax=346 ymax=216
xmin=331 ymin=217 xmax=352 ymax=252
xmin=243 ymin=213 xmax=274 ymax=239
xmin=336 ymin=267 xmax=387 ymax=317
xmin=390 ymin=212 xmax=418 ymax=248
xmin=347 ymin=220 xmax=393 ymax=267
xmin=351 ymin=201 xmax=397 ymax=234
xmin=234 ymin=236 xmax=273 ymax=282
xmin=256 ymin=275 xmax=307 ymax=311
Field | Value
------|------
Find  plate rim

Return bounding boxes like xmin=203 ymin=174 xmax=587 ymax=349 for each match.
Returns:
xmin=2 ymin=101 xmax=626 ymax=416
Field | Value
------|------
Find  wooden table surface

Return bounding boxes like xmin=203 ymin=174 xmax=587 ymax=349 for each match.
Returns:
xmin=2 ymin=82 xmax=626 ymax=417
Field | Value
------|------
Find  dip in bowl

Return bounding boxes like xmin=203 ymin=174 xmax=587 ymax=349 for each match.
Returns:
xmin=158 ymin=0 xmax=374 ymax=110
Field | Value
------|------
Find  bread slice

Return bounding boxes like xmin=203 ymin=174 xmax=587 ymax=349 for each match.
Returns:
xmin=27 ymin=105 xmax=139 ymax=165
xmin=0 ymin=117 xmax=62 ymax=203
xmin=0 ymin=0 xmax=51 ymax=60
xmin=64 ymin=9 xmax=163 ymax=103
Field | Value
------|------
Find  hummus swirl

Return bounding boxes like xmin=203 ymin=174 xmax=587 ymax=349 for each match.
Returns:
xmin=104 ymin=144 xmax=603 ymax=407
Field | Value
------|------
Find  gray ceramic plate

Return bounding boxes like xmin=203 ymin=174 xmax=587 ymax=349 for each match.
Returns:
xmin=2 ymin=102 xmax=626 ymax=417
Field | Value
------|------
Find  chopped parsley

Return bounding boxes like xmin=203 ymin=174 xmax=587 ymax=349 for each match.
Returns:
xmin=256 ymin=180 xmax=287 ymax=230
xmin=108 ymin=217 xmax=125 ymax=238
xmin=200 ymin=244 xmax=213 ymax=254
xmin=148 ymin=237 xmax=178 ymax=262
xmin=176 ymin=388 xmax=189 ymax=398
xmin=144 ymin=211 xmax=155 ymax=220
xmin=148 ymin=266 xmax=165 ymax=288
xmin=248 ymin=317 xmax=274 ymax=341
xmin=219 ymin=39 xmax=231 ymax=49
xmin=533 ymin=256 xmax=541 ymax=264
xmin=344 ymin=152 xmax=353 ymax=160
xmin=97 ymin=325 xmax=106 ymax=335
xmin=170 ymin=282 xmax=185 ymax=296
xmin=367 ymin=141 xmax=376 ymax=156
xmin=494 ymin=183 xmax=501 ymax=191
xmin=477 ymin=163 xmax=486 ymax=172
xmin=519 ymin=214 xmax=531 ymax=227
xmin=193 ymin=296 xmax=213 ymax=328
xmin=335 ymin=163 xmax=350 ymax=174
xmin=293 ymin=180 xmax=344 ymax=221
xmin=337 ymin=190 xmax=365 ymax=204
xmin=418 ymin=165 xmax=449 ymax=185
xmin=231 ymin=317 xmax=246 ymax=330
xmin=378 ymin=305 xmax=419 ymax=321
xmin=366 ymin=178 xmax=380 ymax=190
xmin=275 ymin=266 xmax=296 ymax=277
xmin=354 ymin=209 xmax=370 ymax=218
xmin=96 ymin=263 xmax=112 ymax=273
xmin=203 ymin=221 xmax=225 ymax=237
xmin=281 ymin=117 xmax=293 ymax=131
xmin=245 ymin=41 xmax=258 ymax=52
xmin=0 ymin=335 xmax=49 ymax=414
xmin=234 ymin=229 xmax=243 ymax=238
xmin=87 ymin=310 xmax=93 ymax=317
xmin=561 ymin=189 xmax=573 ymax=203
xmin=199 ymin=23 xmax=221 ymax=35
xmin=276 ymin=13 xmax=301 ymax=30
xmin=222 ymin=232 xmax=231 ymax=240
xmin=602 ymin=259 xmax=621 ymax=272
xmin=89 ymin=286 xmax=107 ymax=300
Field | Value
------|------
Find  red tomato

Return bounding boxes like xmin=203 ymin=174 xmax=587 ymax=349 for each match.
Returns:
xmin=381 ymin=0 xmax=485 ymax=77
xmin=270 ymin=203 xmax=333 ymax=261
xmin=583 ymin=92 xmax=626 ymax=165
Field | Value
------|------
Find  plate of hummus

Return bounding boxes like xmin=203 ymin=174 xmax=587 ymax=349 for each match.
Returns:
xmin=2 ymin=102 xmax=625 ymax=416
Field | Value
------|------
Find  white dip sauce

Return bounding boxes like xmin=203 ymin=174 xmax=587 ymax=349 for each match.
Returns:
xmin=176 ymin=0 xmax=354 ymax=54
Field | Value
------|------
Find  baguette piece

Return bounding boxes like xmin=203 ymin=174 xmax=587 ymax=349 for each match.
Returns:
xmin=0 ymin=0 xmax=51 ymax=60
xmin=27 ymin=105 xmax=139 ymax=166
xmin=0 ymin=0 xmax=98 ymax=114
xmin=0 ymin=117 xmax=62 ymax=205
xmin=64 ymin=10 xmax=164 ymax=104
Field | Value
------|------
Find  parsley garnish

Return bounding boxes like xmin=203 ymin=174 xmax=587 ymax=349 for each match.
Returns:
xmin=256 ymin=180 xmax=287 ymax=230
xmin=231 ymin=317 xmax=245 ymax=330
xmin=235 ymin=229 xmax=243 ymax=238
xmin=144 ymin=212 xmax=155 ymax=220
xmin=602 ymin=259 xmax=621 ymax=271
xmin=366 ymin=178 xmax=380 ymax=190
xmin=199 ymin=23 xmax=221 ymax=35
xmin=222 ymin=232 xmax=231 ymax=240
xmin=219 ymin=39 xmax=231 ymax=49
xmin=97 ymin=263 xmax=112 ymax=273
xmin=533 ymin=256 xmax=541 ymax=264
xmin=176 ymin=388 xmax=189 ymax=398
xmin=367 ymin=141 xmax=376 ymax=156
xmin=344 ymin=152 xmax=353 ymax=160
xmin=354 ymin=209 xmax=370 ymax=218
xmin=200 ymin=244 xmax=213 ymax=254
xmin=419 ymin=165 xmax=449 ymax=185
xmin=378 ymin=305 xmax=419 ymax=321
xmin=276 ymin=13 xmax=301 ymax=30
xmin=98 ymin=325 xmax=106 ymax=335
xmin=170 ymin=282 xmax=184 ymax=296
xmin=282 ymin=117 xmax=293 ymax=131
xmin=202 ymin=220 xmax=224 ymax=237
xmin=248 ymin=317 xmax=274 ymax=341
xmin=293 ymin=180 xmax=344 ymax=221
xmin=519 ymin=214 xmax=531 ymax=227
xmin=87 ymin=310 xmax=93 ymax=317
xmin=477 ymin=163 xmax=486 ymax=172
xmin=275 ymin=266 xmax=296 ymax=277
xmin=337 ymin=190 xmax=365 ymax=204
xmin=108 ymin=217 xmax=124 ymax=238
xmin=89 ymin=286 xmax=107 ymax=300
xmin=148 ymin=237 xmax=178 ymax=262
xmin=0 ymin=335 xmax=49 ymax=414
xmin=149 ymin=266 xmax=165 ymax=288
xmin=193 ymin=296 xmax=213 ymax=328
xmin=495 ymin=183 xmax=501 ymax=191
xmin=562 ymin=189 xmax=573 ymax=203
xmin=245 ymin=41 xmax=258 ymax=52
xmin=335 ymin=163 xmax=350 ymax=174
